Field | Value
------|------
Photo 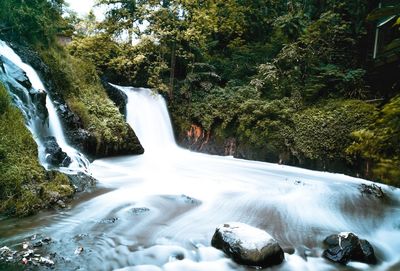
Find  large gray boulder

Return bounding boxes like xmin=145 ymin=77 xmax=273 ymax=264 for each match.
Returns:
xmin=211 ymin=222 xmax=284 ymax=268
xmin=323 ymin=232 xmax=377 ymax=265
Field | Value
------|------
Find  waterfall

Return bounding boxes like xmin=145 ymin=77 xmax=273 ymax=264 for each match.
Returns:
xmin=0 ymin=40 xmax=89 ymax=173
xmin=113 ymin=86 xmax=177 ymax=153
xmin=86 ymin=86 xmax=400 ymax=270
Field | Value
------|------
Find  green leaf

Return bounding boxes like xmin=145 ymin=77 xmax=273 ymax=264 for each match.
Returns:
xmin=393 ymin=17 xmax=400 ymax=26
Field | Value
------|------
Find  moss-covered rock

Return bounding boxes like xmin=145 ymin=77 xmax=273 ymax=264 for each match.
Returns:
xmin=0 ymin=83 xmax=74 ymax=216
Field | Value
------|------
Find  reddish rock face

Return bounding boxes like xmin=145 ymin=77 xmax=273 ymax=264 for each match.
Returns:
xmin=187 ymin=124 xmax=208 ymax=144
xmin=184 ymin=123 xmax=237 ymax=156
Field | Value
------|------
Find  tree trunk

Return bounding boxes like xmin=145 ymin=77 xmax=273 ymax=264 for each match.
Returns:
xmin=169 ymin=42 xmax=176 ymax=100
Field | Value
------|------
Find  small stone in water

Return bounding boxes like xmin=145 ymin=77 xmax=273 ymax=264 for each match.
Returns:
xmin=33 ymin=241 xmax=43 ymax=247
xmin=22 ymin=242 xmax=29 ymax=249
xmin=74 ymin=246 xmax=84 ymax=255
xmin=23 ymin=249 xmax=34 ymax=258
xmin=39 ymin=256 xmax=54 ymax=266
xmin=42 ymin=236 xmax=52 ymax=243
xmin=0 ymin=246 xmax=11 ymax=254
xmin=57 ymin=200 xmax=66 ymax=208
xmin=98 ymin=217 xmax=119 ymax=224
xmin=130 ymin=207 xmax=150 ymax=215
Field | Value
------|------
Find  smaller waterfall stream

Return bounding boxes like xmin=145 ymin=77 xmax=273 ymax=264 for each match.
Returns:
xmin=0 ymin=40 xmax=89 ymax=172
xmin=114 ymin=85 xmax=177 ymax=153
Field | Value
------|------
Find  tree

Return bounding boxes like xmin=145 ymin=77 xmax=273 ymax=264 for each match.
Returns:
xmin=96 ymin=0 xmax=139 ymax=43
xmin=0 ymin=0 xmax=71 ymax=45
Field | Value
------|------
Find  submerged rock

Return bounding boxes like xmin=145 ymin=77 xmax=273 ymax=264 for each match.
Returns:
xmin=41 ymin=237 xmax=52 ymax=244
xmin=74 ymin=246 xmax=84 ymax=255
xmin=98 ymin=217 xmax=119 ymax=224
xmin=0 ymin=246 xmax=14 ymax=260
xmin=130 ymin=207 xmax=150 ymax=215
xmin=68 ymin=172 xmax=97 ymax=193
xmin=322 ymin=232 xmax=377 ymax=265
xmin=359 ymin=183 xmax=384 ymax=198
xmin=38 ymin=256 xmax=55 ymax=267
xmin=44 ymin=136 xmax=71 ymax=167
xmin=211 ymin=222 xmax=284 ymax=268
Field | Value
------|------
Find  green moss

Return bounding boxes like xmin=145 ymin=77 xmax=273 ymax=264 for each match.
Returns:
xmin=0 ymin=83 xmax=74 ymax=216
xmin=292 ymin=100 xmax=376 ymax=163
xmin=37 ymin=45 xmax=142 ymax=156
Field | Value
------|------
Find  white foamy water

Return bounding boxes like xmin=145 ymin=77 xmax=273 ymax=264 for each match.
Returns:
xmin=0 ymin=40 xmax=89 ymax=172
xmin=24 ymin=86 xmax=396 ymax=271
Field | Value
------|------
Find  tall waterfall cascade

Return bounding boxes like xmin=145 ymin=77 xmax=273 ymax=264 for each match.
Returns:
xmin=0 ymin=40 xmax=89 ymax=173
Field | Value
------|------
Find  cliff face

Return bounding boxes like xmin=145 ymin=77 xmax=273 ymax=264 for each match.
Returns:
xmin=180 ymin=124 xmax=237 ymax=157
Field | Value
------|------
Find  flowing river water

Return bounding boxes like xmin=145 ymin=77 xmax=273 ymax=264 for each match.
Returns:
xmin=0 ymin=42 xmax=400 ymax=271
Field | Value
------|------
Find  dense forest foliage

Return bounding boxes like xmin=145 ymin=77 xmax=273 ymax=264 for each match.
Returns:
xmin=1 ymin=0 xmax=399 ymax=187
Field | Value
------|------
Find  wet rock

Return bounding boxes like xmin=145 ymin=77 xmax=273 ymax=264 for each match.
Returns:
xmin=0 ymin=55 xmax=32 ymax=89
xmin=44 ymin=136 xmax=72 ymax=167
xmin=74 ymin=233 xmax=89 ymax=241
xmin=101 ymin=80 xmax=128 ymax=117
xmin=22 ymin=249 xmax=34 ymax=258
xmin=42 ymin=236 xmax=52 ymax=243
xmin=0 ymin=57 xmax=4 ymax=72
xmin=359 ymin=183 xmax=384 ymax=198
xmin=74 ymin=246 xmax=84 ymax=255
xmin=282 ymin=247 xmax=295 ymax=255
xmin=11 ymin=43 xmax=50 ymax=78
xmin=38 ymin=256 xmax=54 ymax=266
xmin=56 ymin=200 xmax=66 ymax=208
xmin=359 ymin=239 xmax=377 ymax=264
xmin=211 ymin=222 xmax=284 ymax=268
xmin=29 ymin=89 xmax=48 ymax=121
xmin=33 ymin=241 xmax=43 ymax=248
xmin=98 ymin=217 xmax=119 ymax=224
xmin=180 ymin=194 xmax=201 ymax=205
xmin=68 ymin=172 xmax=97 ymax=193
xmin=0 ymin=246 xmax=14 ymax=259
xmin=56 ymin=102 xmax=82 ymax=129
xmin=67 ymin=128 xmax=97 ymax=156
xmin=322 ymin=232 xmax=377 ymax=265
xmin=130 ymin=207 xmax=150 ymax=215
